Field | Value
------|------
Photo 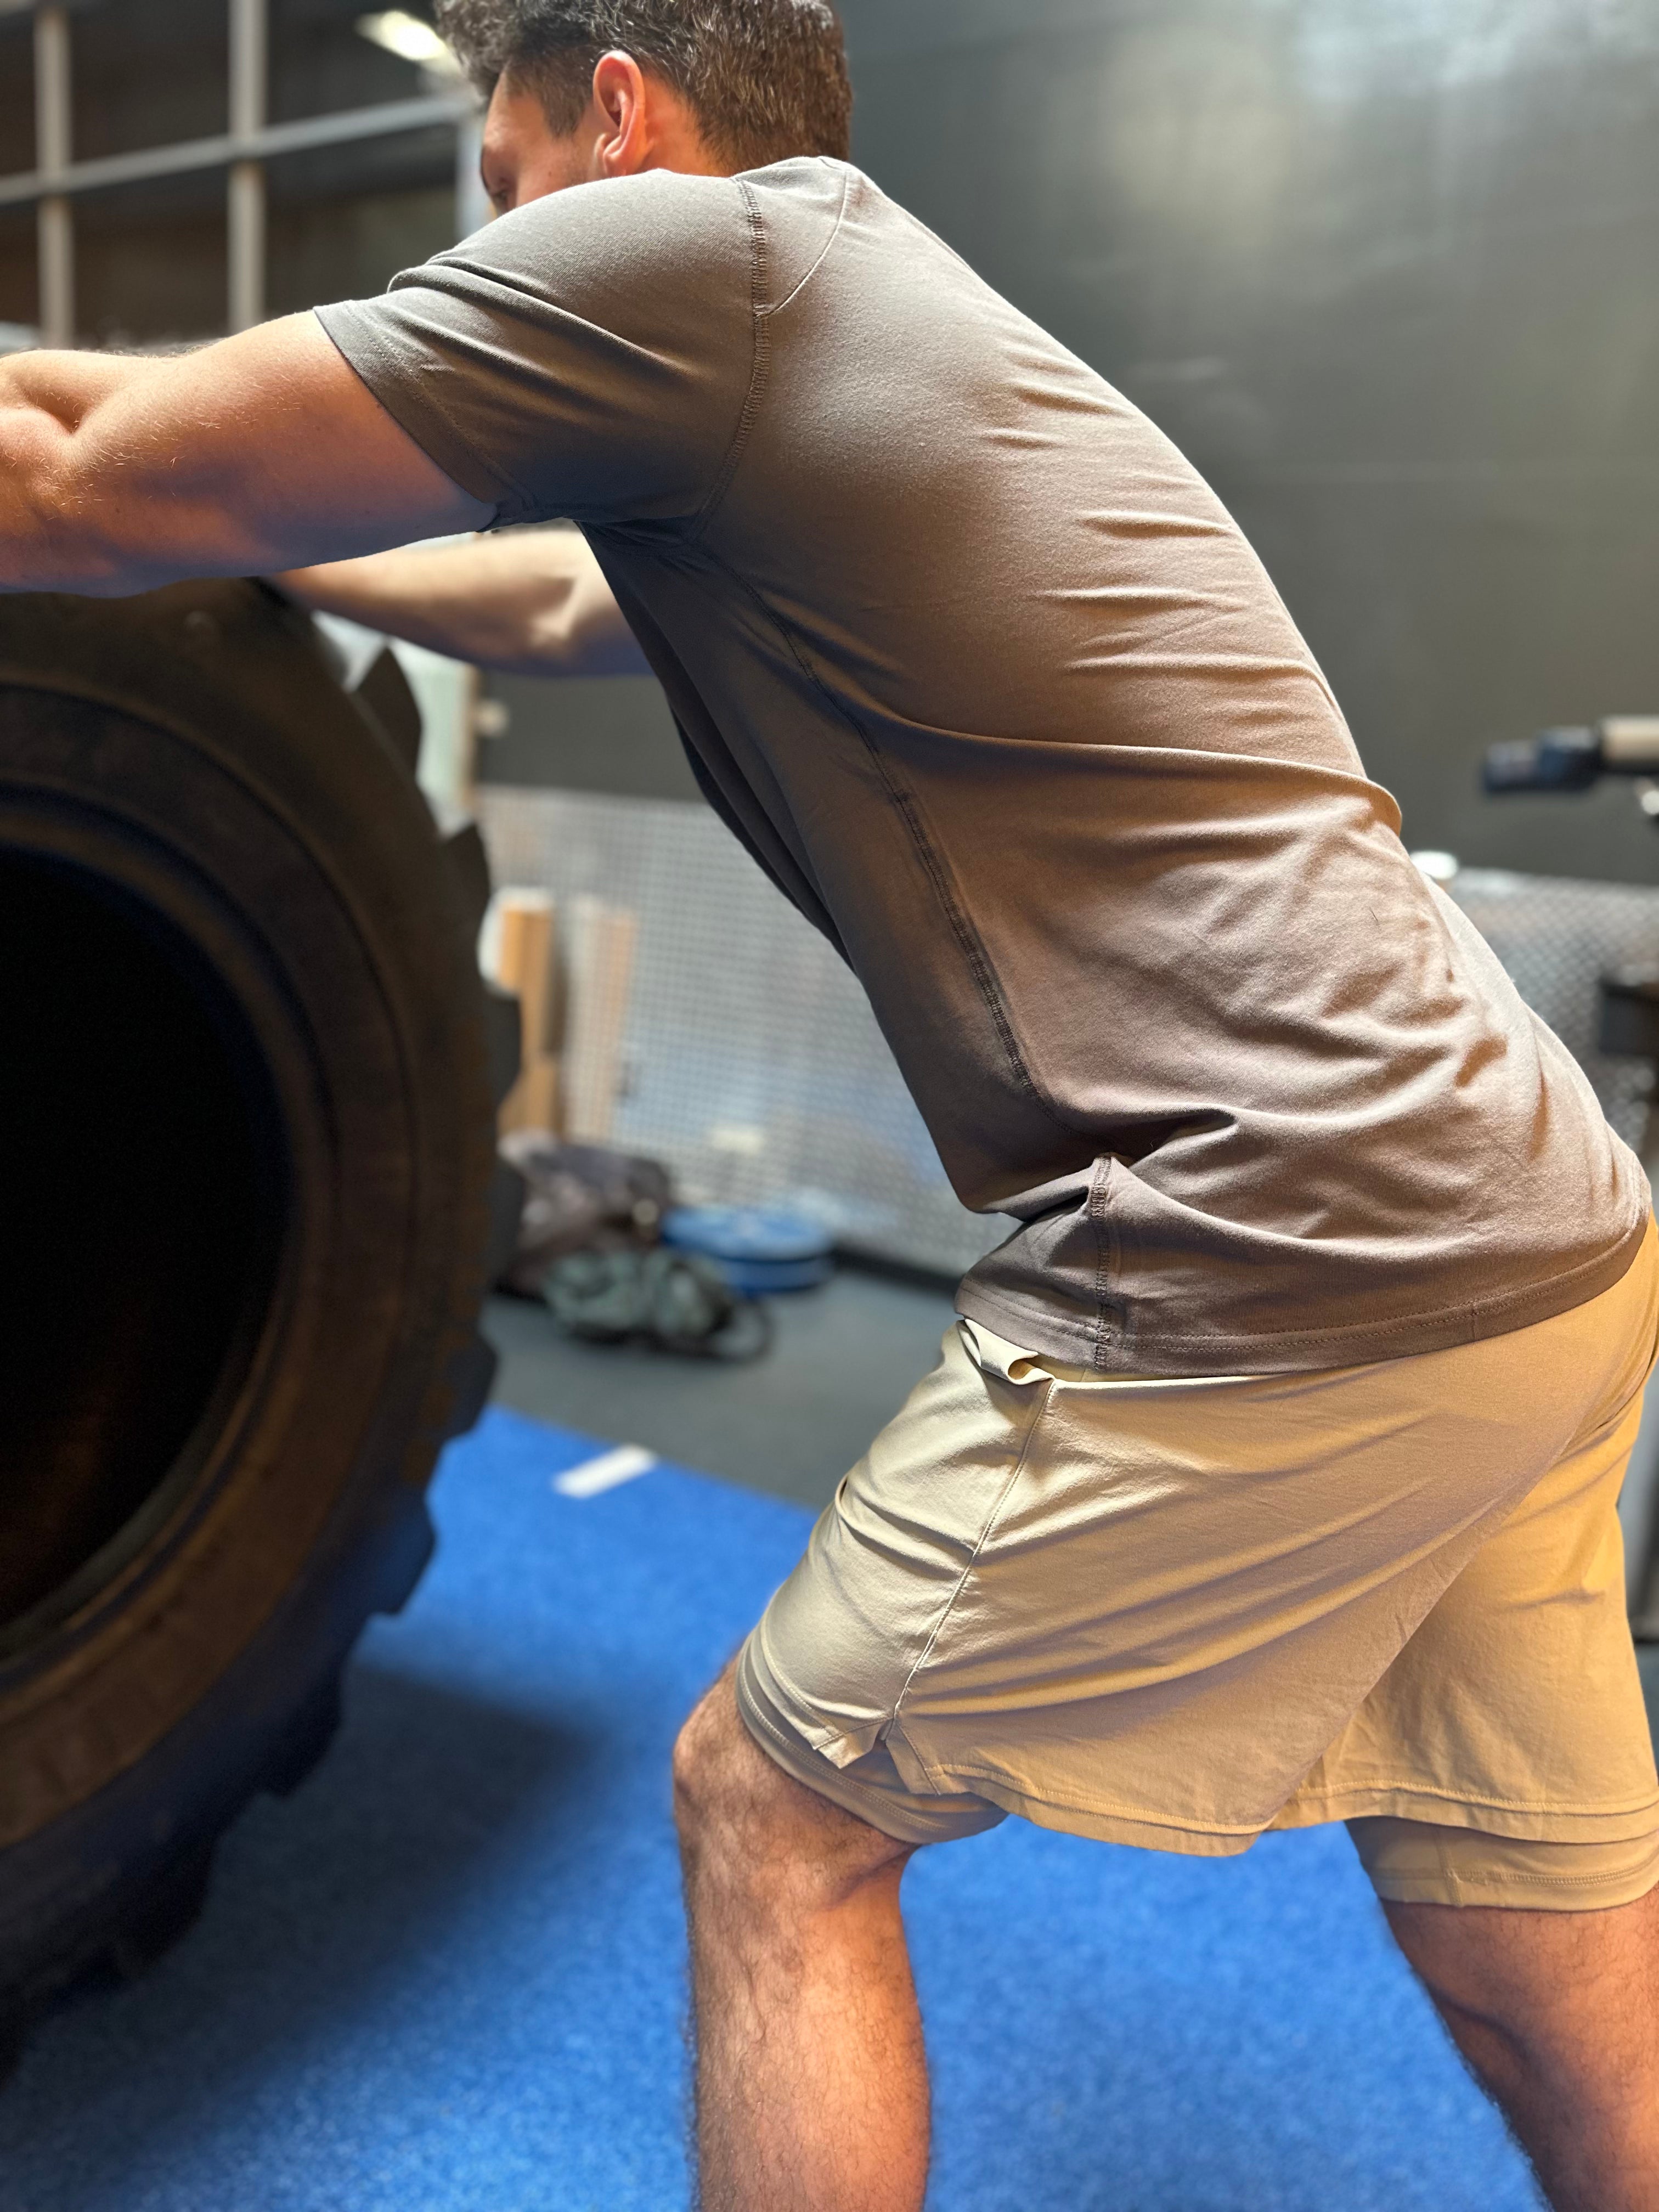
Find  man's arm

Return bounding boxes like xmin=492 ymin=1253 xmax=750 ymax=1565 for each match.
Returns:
xmin=0 ymin=314 xmax=493 ymax=595
xmin=273 ymin=530 xmax=653 ymax=679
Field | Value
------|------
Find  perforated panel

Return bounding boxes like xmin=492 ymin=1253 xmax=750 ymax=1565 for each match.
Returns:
xmin=477 ymin=788 xmax=1004 ymax=1277
xmin=1446 ymin=870 xmax=1659 ymax=1153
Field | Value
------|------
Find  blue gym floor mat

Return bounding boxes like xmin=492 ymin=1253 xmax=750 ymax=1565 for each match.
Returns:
xmin=0 ymin=1407 xmax=1544 ymax=2212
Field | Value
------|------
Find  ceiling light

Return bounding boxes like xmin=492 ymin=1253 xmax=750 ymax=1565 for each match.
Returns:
xmin=356 ymin=11 xmax=460 ymax=73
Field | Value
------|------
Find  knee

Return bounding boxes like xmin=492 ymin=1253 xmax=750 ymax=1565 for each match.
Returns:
xmin=672 ymin=1670 xmax=910 ymax=1908
xmin=672 ymin=1669 xmax=804 ymax=1874
xmin=672 ymin=1673 xmax=755 ymax=1850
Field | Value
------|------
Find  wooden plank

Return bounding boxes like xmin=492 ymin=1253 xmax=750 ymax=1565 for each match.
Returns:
xmin=490 ymin=893 xmax=558 ymax=1134
xmin=563 ymin=896 xmax=638 ymax=1143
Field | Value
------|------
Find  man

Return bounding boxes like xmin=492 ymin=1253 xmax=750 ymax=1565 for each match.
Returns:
xmin=3 ymin=3 xmax=1657 ymax=2204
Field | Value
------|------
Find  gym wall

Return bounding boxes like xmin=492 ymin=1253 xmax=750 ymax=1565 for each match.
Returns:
xmin=477 ymin=676 xmax=699 ymax=806
xmin=828 ymin=0 xmax=1659 ymax=890
xmin=489 ymin=0 xmax=1659 ymax=882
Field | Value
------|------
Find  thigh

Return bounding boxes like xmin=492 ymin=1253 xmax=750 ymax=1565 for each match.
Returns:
xmin=678 ymin=1664 xmax=915 ymax=1886
xmin=1385 ymin=1878 xmax=1659 ymax=2065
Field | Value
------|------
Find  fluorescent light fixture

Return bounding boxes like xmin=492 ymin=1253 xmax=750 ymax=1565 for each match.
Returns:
xmin=356 ymin=10 xmax=460 ymax=72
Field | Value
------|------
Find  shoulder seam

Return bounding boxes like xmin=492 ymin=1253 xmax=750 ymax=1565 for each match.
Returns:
xmin=758 ymin=163 xmax=853 ymax=319
xmin=691 ymin=178 xmax=771 ymax=541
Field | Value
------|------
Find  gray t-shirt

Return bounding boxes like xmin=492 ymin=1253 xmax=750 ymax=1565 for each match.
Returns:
xmin=318 ymin=158 xmax=1647 ymax=1375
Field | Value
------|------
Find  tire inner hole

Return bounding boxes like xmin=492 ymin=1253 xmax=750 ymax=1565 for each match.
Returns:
xmin=0 ymin=853 xmax=285 ymax=1649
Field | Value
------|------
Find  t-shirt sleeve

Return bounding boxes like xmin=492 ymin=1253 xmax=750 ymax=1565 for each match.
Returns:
xmin=314 ymin=172 xmax=759 ymax=529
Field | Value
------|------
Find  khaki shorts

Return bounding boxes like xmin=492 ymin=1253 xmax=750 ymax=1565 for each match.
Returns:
xmin=738 ymin=1220 xmax=1659 ymax=1911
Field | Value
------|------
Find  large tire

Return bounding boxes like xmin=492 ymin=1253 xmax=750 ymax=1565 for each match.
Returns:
xmin=0 ymin=580 xmax=520 ymax=2033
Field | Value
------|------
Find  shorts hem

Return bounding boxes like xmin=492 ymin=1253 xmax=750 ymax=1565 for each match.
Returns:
xmin=734 ymin=1647 xmax=1003 ymax=1847
xmin=744 ymin=1626 xmax=1659 ymax=1859
xmin=1365 ymin=1860 xmax=1659 ymax=1911
xmin=857 ymin=1745 xmax=1659 ymax=1862
xmin=918 ymin=1768 xmax=1263 ymax=1857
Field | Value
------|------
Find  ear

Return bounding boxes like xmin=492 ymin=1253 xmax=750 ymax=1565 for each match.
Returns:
xmin=591 ymin=50 xmax=653 ymax=176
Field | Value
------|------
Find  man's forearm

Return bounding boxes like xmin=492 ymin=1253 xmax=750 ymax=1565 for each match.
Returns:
xmin=273 ymin=530 xmax=653 ymax=679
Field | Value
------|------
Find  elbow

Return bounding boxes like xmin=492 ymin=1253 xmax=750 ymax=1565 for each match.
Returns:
xmin=458 ymin=606 xmax=581 ymax=677
xmin=2 ymin=438 xmax=132 ymax=596
xmin=518 ymin=602 xmax=647 ymax=679
xmin=516 ymin=620 xmax=583 ymax=674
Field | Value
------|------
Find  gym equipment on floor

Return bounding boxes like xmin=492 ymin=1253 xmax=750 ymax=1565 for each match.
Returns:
xmin=662 ymin=1205 xmax=836 ymax=1297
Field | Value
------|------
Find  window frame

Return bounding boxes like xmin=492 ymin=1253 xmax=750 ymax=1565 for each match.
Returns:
xmin=0 ymin=0 xmax=482 ymax=346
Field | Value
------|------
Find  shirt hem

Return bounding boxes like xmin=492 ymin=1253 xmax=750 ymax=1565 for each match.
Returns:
xmin=956 ymin=1209 xmax=1651 ymax=1379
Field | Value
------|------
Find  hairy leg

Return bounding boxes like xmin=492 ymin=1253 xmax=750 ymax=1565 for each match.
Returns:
xmin=673 ymin=1665 xmax=927 ymax=2212
xmin=1386 ymin=1885 xmax=1659 ymax=2211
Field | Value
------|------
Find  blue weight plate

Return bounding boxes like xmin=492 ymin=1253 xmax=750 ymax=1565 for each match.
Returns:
xmin=663 ymin=1205 xmax=834 ymax=1266
xmin=714 ymin=1254 xmax=837 ymax=1297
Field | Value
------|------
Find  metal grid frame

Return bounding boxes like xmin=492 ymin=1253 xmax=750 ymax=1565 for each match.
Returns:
xmin=0 ymin=0 xmax=482 ymax=346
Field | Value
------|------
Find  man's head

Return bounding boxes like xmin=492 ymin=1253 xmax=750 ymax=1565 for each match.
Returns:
xmin=433 ymin=0 xmax=853 ymax=212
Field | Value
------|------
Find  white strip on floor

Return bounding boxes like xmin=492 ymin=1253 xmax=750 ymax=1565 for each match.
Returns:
xmin=554 ymin=1445 xmax=659 ymax=1500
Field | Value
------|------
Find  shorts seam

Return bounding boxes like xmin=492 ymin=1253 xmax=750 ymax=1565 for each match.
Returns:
xmin=915 ymin=1759 xmax=1269 ymax=1839
xmin=1429 ymin=1865 xmax=1659 ymax=1892
xmin=888 ymin=1376 xmax=1056 ymax=1734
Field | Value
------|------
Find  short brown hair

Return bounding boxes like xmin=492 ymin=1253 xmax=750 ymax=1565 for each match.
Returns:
xmin=432 ymin=0 xmax=853 ymax=169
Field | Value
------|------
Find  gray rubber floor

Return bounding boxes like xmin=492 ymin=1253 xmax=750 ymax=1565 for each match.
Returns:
xmin=484 ymin=1266 xmax=960 ymax=1511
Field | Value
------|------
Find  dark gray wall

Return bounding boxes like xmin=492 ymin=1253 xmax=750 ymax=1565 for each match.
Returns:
xmin=835 ymin=0 xmax=1659 ymax=884
xmin=477 ymin=674 xmax=699 ymax=802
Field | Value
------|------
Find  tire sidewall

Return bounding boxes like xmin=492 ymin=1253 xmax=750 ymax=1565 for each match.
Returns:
xmin=0 ymin=584 xmax=496 ymax=2004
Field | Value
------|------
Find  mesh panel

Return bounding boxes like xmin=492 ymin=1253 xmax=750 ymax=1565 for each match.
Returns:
xmin=1446 ymin=870 xmax=1659 ymax=1152
xmin=477 ymin=788 xmax=1004 ymax=1276
xmin=477 ymin=789 xmax=1659 ymax=1278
